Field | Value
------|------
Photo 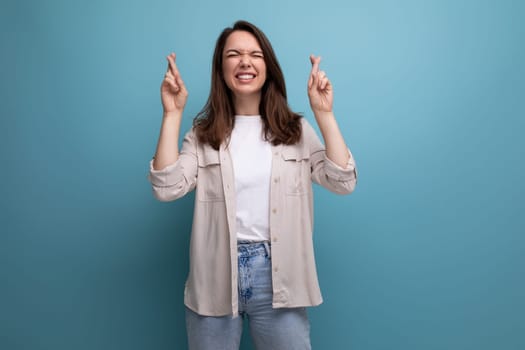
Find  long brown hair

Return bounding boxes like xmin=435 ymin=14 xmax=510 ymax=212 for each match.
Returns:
xmin=193 ymin=20 xmax=302 ymax=150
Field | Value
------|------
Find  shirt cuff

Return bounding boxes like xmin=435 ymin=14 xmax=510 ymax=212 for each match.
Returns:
xmin=148 ymin=159 xmax=180 ymax=186
xmin=323 ymin=149 xmax=357 ymax=181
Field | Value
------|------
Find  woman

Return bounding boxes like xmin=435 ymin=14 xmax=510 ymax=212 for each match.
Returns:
xmin=149 ymin=20 xmax=357 ymax=350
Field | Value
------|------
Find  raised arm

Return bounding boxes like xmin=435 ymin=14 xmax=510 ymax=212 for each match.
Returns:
xmin=307 ymin=55 xmax=349 ymax=168
xmin=153 ymin=53 xmax=188 ymax=170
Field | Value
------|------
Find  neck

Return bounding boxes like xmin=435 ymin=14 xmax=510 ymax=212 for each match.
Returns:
xmin=233 ymin=93 xmax=261 ymax=116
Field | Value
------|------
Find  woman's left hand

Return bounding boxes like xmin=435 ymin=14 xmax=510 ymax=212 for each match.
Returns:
xmin=307 ymin=55 xmax=333 ymax=114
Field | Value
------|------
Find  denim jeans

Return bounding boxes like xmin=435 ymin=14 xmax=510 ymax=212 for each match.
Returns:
xmin=185 ymin=241 xmax=312 ymax=350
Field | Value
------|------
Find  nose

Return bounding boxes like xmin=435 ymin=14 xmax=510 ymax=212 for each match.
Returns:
xmin=239 ymin=53 xmax=252 ymax=67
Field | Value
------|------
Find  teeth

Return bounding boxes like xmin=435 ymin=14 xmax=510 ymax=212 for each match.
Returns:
xmin=237 ymin=74 xmax=255 ymax=79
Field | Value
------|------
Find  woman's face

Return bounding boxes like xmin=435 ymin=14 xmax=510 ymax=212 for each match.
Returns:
xmin=222 ymin=30 xmax=267 ymax=99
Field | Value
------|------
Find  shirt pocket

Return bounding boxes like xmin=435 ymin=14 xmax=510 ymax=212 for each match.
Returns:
xmin=281 ymin=147 xmax=311 ymax=196
xmin=197 ymin=150 xmax=225 ymax=202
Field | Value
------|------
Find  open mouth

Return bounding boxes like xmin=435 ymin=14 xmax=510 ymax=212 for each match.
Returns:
xmin=236 ymin=73 xmax=256 ymax=81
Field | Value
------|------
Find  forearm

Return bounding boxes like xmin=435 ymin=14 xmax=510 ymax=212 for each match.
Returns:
xmin=313 ymin=111 xmax=350 ymax=168
xmin=153 ymin=111 xmax=183 ymax=170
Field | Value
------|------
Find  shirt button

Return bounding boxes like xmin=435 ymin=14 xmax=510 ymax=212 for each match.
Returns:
xmin=272 ymin=208 xmax=277 ymax=214
xmin=274 ymin=177 xmax=279 ymax=183
xmin=273 ymin=236 xmax=278 ymax=242
xmin=274 ymin=152 xmax=279 ymax=156
xmin=274 ymin=266 xmax=279 ymax=272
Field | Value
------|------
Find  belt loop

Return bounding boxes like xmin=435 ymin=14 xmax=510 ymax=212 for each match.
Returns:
xmin=263 ymin=241 xmax=271 ymax=259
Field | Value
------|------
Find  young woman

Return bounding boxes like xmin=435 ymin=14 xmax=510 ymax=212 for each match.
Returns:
xmin=149 ymin=20 xmax=357 ymax=350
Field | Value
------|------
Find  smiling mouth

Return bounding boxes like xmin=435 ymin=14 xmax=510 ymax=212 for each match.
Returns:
xmin=236 ymin=73 xmax=256 ymax=81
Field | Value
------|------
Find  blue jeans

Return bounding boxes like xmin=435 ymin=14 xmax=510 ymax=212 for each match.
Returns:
xmin=185 ymin=241 xmax=312 ymax=350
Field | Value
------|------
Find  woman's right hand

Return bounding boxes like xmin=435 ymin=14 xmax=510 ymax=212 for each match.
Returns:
xmin=161 ymin=53 xmax=188 ymax=114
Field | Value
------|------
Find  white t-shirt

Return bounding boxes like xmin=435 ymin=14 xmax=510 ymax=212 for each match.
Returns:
xmin=228 ymin=115 xmax=272 ymax=242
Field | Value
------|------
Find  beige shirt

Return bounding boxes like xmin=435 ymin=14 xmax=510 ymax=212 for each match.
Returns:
xmin=148 ymin=118 xmax=357 ymax=317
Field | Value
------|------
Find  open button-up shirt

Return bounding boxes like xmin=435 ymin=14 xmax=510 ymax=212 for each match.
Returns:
xmin=148 ymin=118 xmax=357 ymax=317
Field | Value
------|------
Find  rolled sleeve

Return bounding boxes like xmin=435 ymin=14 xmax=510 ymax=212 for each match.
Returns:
xmin=148 ymin=130 xmax=198 ymax=201
xmin=323 ymin=149 xmax=358 ymax=182
xmin=148 ymin=160 xmax=182 ymax=187
xmin=303 ymin=119 xmax=358 ymax=195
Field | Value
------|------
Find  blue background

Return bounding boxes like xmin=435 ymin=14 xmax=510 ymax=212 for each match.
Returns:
xmin=2 ymin=0 xmax=524 ymax=349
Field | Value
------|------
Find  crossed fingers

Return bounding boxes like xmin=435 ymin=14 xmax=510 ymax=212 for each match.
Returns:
xmin=308 ymin=54 xmax=330 ymax=91
xmin=164 ymin=53 xmax=185 ymax=93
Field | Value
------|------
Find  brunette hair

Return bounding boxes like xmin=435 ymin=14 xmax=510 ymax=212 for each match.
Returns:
xmin=193 ymin=20 xmax=302 ymax=150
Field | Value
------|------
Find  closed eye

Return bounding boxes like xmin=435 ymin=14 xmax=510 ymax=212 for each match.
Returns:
xmin=225 ymin=50 xmax=264 ymax=58
xmin=226 ymin=51 xmax=240 ymax=57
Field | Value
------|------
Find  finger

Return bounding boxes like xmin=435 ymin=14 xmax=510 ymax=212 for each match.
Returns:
xmin=169 ymin=80 xmax=180 ymax=92
xmin=308 ymin=55 xmax=314 ymax=89
xmin=167 ymin=53 xmax=187 ymax=92
xmin=164 ymin=71 xmax=178 ymax=90
xmin=164 ymin=74 xmax=175 ymax=85
xmin=319 ymin=77 xmax=329 ymax=91
xmin=174 ymin=71 xmax=186 ymax=92
xmin=309 ymin=54 xmax=321 ymax=75
xmin=317 ymin=71 xmax=327 ymax=89
xmin=164 ymin=70 xmax=174 ymax=80
xmin=166 ymin=53 xmax=173 ymax=72
xmin=168 ymin=78 xmax=180 ymax=92
xmin=309 ymin=71 xmax=318 ymax=91
xmin=322 ymin=78 xmax=332 ymax=92
xmin=308 ymin=55 xmax=322 ymax=90
xmin=163 ymin=76 xmax=179 ymax=92
xmin=166 ymin=53 xmax=180 ymax=76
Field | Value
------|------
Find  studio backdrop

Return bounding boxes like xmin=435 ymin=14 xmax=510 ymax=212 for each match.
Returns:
xmin=2 ymin=0 xmax=524 ymax=349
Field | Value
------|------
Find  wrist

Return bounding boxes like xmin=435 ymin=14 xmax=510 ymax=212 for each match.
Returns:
xmin=162 ymin=110 xmax=183 ymax=119
xmin=313 ymin=110 xmax=335 ymax=120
